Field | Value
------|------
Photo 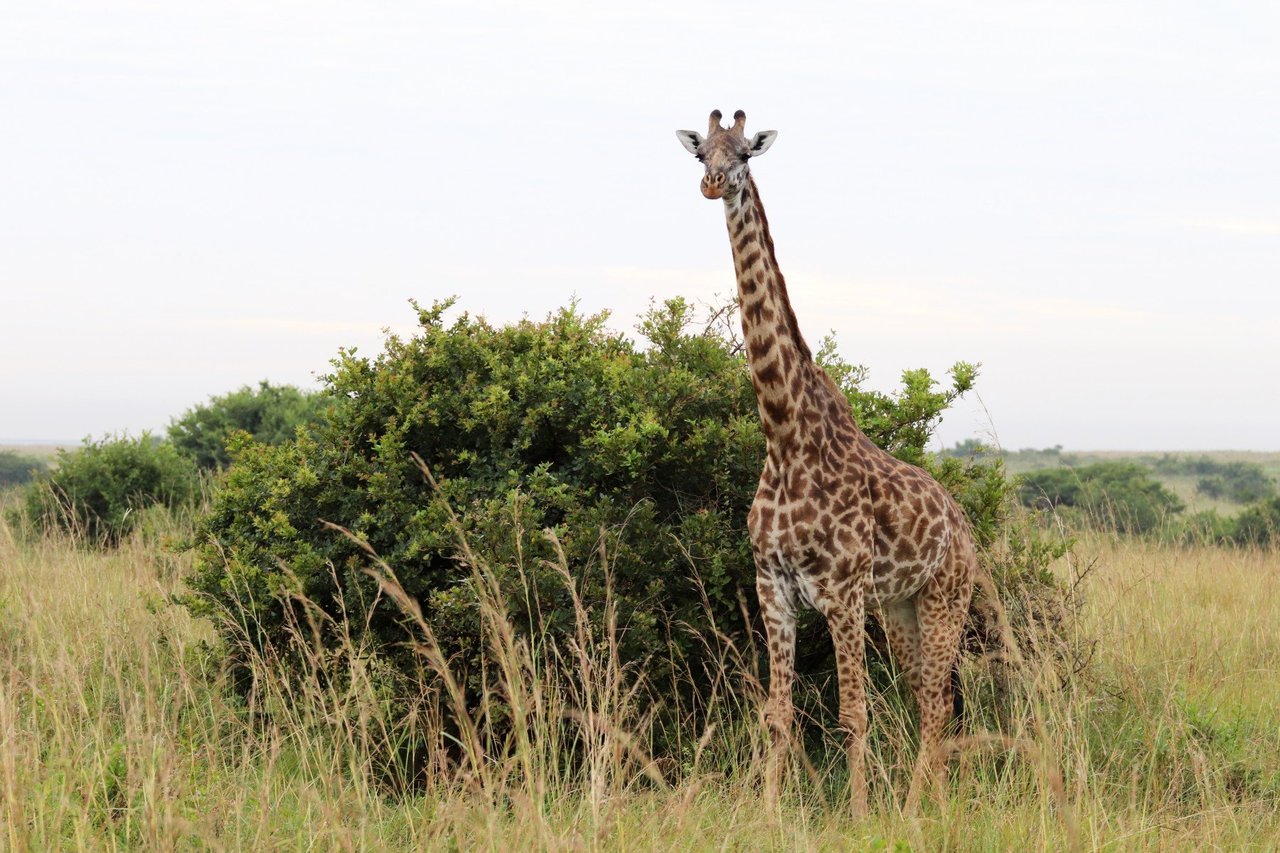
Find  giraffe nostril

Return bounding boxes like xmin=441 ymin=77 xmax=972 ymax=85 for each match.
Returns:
xmin=715 ymin=173 xmax=726 ymax=185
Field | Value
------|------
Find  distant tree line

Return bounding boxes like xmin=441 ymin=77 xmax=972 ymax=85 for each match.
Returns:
xmin=5 ymin=382 xmax=323 ymax=545
xmin=0 ymin=450 xmax=48 ymax=488
xmin=1150 ymin=454 xmax=1276 ymax=504
xmin=943 ymin=442 xmax=1279 ymax=546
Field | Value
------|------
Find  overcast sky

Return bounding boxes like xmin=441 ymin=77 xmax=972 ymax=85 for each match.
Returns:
xmin=3 ymin=1 xmax=1278 ymax=450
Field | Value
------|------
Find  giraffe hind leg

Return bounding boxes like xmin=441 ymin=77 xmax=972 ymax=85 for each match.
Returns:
xmin=882 ymin=599 xmax=965 ymax=729
xmin=906 ymin=578 xmax=962 ymax=809
xmin=883 ymin=596 xmax=972 ymax=812
xmin=903 ymin=577 xmax=969 ymax=814
xmin=878 ymin=599 xmax=923 ymax=698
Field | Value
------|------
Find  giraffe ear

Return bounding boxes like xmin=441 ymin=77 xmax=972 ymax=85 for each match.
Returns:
xmin=676 ymin=130 xmax=704 ymax=155
xmin=748 ymin=130 xmax=777 ymax=157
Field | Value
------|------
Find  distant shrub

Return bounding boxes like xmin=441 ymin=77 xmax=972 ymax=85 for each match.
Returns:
xmin=1194 ymin=469 xmax=1274 ymax=504
xmin=1194 ymin=477 xmax=1226 ymax=500
xmin=1001 ymin=445 xmax=1079 ymax=471
xmin=16 ymin=434 xmax=199 ymax=546
xmin=1227 ymin=497 xmax=1280 ymax=547
xmin=1178 ymin=509 xmax=1238 ymax=546
xmin=186 ymin=297 xmax=1043 ymax=742
xmin=1151 ymin=453 xmax=1220 ymax=477
xmin=0 ymin=450 xmax=48 ymax=488
xmin=941 ymin=438 xmax=997 ymax=460
xmin=1179 ymin=498 xmax=1280 ymax=549
xmin=1019 ymin=462 xmax=1184 ymax=535
xmin=169 ymin=381 xmax=326 ymax=470
xmin=1151 ymin=454 xmax=1276 ymax=505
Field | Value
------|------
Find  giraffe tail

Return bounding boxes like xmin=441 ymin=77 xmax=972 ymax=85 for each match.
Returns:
xmin=950 ymin=660 xmax=965 ymax=731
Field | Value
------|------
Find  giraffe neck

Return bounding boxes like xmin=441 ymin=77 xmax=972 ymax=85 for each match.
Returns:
xmin=724 ymin=174 xmax=813 ymax=445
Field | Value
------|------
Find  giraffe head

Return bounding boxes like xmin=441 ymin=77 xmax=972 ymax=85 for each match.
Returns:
xmin=676 ymin=110 xmax=777 ymax=200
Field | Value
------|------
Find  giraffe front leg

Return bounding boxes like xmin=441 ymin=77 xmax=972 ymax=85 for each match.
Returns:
xmin=826 ymin=588 xmax=870 ymax=819
xmin=757 ymin=575 xmax=796 ymax=808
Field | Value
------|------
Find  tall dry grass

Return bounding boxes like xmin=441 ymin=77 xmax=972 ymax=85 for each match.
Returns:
xmin=1 ymin=486 xmax=1277 ymax=850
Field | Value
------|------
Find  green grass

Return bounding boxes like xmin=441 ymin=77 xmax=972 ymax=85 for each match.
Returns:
xmin=2 ymin=489 xmax=1278 ymax=850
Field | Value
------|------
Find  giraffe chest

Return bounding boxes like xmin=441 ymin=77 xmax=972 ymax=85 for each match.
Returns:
xmin=747 ymin=465 xmax=871 ymax=609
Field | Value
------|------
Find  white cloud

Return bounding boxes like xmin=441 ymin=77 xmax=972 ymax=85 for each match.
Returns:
xmin=1182 ymin=219 xmax=1280 ymax=236
xmin=196 ymin=316 xmax=414 ymax=337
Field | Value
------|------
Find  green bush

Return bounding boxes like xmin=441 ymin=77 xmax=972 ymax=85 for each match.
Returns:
xmin=1179 ymin=498 xmax=1280 ymax=549
xmin=0 ymin=450 xmax=48 ymax=488
xmin=1179 ymin=509 xmax=1238 ymax=546
xmin=169 ymin=381 xmax=326 ymax=470
xmin=1227 ymin=497 xmax=1280 ymax=547
xmin=187 ymin=297 xmax=1039 ymax=739
xmin=16 ymin=434 xmax=199 ymax=546
xmin=1018 ymin=462 xmax=1184 ymax=535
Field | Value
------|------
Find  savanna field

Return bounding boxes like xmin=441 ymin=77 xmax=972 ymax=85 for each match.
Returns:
xmin=3 ymin=498 xmax=1278 ymax=850
xmin=2 ymin=302 xmax=1278 ymax=851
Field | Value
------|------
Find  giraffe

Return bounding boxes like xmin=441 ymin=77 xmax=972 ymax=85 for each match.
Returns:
xmin=676 ymin=110 xmax=977 ymax=815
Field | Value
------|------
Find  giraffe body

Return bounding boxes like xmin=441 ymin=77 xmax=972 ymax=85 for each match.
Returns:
xmin=677 ymin=110 xmax=977 ymax=815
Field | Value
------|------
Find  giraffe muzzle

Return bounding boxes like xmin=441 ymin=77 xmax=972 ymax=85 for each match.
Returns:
xmin=701 ymin=173 xmax=727 ymax=200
